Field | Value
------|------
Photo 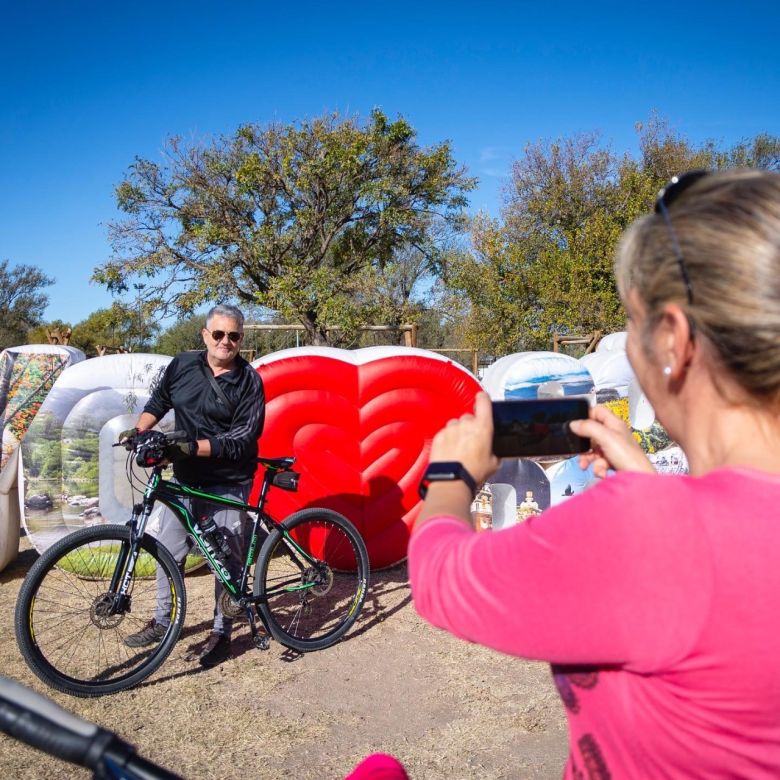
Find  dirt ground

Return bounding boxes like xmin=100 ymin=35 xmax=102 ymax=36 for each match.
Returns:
xmin=0 ymin=536 xmax=568 ymax=779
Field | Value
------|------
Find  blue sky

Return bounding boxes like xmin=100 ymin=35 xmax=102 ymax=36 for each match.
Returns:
xmin=2 ymin=1 xmax=778 ymax=325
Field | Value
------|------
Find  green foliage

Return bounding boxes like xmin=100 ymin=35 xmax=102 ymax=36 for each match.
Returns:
xmin=152 ymin=313 xmax=207 ymax=356
xmin=62 ymin=431 xmax=100 ymax=495
xmin=96 ymin=110 xmax=475 ymax=346
xmin=447 ymin=119 xmax=779 ymax=355
xmin=0 ymin=260 xmax=53 ymax=351
xmin=70 ymin=302 xmax=159 ymax=355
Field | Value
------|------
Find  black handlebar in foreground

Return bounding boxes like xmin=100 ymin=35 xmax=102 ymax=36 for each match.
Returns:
xmin=0 ymin=676 xmax=182 ymax=779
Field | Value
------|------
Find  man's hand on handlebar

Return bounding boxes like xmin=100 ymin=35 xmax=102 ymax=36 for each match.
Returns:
xmin=118 ymin=427 xmax=139 ymax=447
xmin=163 ymin=440 xmax=197 ymax=461
xmin=114 ymin=429 xmax=196 ymax=466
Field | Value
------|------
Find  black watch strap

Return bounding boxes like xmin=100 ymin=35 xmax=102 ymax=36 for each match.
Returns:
xmin=418 ymin=461 xmax=478 ymax=500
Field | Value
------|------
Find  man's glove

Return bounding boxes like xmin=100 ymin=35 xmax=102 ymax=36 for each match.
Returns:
xmin=164 ymin=440 xmax=198 ymax=461
xmin=118 ymin=427 xmax=139 ymax=446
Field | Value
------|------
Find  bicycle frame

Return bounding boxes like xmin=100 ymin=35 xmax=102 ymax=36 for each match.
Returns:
xmin=15 ymin=438 xmax=369 ymax=696
xmin=113 ymin=458 xmax=315 ymax=646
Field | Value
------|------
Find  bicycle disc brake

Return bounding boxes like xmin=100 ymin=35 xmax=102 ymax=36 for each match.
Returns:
xmin=304 ymin=563 xmax=334 ymax=596
xmin=90 ymin=594 xmax=126 ymax=629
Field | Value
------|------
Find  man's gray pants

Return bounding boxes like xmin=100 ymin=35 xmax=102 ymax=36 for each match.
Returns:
xmin=148 ymin=482 xmax=251 ymax=638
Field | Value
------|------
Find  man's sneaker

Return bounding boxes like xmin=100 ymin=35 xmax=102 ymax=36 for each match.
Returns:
xmin=198 ymin=632 xmax=231 ymax=668
xmin=124 ymin=620 xmax=167 ymax=648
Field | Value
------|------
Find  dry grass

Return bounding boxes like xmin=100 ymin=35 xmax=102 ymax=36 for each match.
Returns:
xmin=0 ymin=536 xmax=568 ymax=779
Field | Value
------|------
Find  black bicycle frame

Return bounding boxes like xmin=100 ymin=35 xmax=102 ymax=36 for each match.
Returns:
xmin=117 ymin=463 xmax=313 ymax=613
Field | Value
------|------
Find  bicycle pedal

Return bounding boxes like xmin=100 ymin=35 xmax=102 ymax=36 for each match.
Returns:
xmin=253 ymin=633 xmax=271 ymax=651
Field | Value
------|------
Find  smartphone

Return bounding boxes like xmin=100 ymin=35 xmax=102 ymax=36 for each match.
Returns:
xmin=492 ymin=398 xmax=591 ymax=458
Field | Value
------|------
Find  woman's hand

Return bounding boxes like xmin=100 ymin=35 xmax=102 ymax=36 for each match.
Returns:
xmin=428 ymin=392 xmax=500 ymax=484
xmin=416 ymin=392 xmax=499 ymax=530
xmin=569 ymin=405 xmax=655 ymax=478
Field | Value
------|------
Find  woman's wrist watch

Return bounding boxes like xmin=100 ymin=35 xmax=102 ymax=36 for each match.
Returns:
xmin=418 ymin=461 xmax=478 ymax=500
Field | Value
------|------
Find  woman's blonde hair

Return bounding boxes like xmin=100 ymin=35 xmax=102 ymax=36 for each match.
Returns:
xmin=615 ymin=169 xmax=780 ymax=404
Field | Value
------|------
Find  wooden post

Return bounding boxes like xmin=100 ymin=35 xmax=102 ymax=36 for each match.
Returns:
xmin=402 ymin=323 xmax=418 ymax=347
xmin=47 ymin=327 xmax=72 ymax=345
xmin=552 ymin=331 xmax=602 ymax=355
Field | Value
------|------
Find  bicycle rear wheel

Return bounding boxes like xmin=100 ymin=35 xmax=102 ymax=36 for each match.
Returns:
xmin=15 ymin=525 xmax=186 ymax=697
xmin=254 ymin=508 xmax=369 ymax=652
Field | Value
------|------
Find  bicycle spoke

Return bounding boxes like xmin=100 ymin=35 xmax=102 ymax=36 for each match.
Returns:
xmin=256 ymin=509 xmax=368 ymax=651
xmin=16 ymin=526 xmax=186 ymax=696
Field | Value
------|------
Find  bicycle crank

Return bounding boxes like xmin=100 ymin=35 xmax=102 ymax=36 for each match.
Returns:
xmin=218 ymin=591 xmax=245 ymax=619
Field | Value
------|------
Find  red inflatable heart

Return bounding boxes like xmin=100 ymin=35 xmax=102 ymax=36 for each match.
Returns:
xmin=251 ymin=347 xmax=482 ymax=569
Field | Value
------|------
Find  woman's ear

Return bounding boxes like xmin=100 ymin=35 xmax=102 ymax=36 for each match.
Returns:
xmin=658 ymin=303 xmax=695 ymax=379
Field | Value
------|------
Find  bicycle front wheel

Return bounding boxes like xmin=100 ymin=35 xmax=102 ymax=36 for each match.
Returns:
xmin=254 ymin=508 xmax=369 ymax=652
xmin=15 ymin=525 xmax=186 ymax=697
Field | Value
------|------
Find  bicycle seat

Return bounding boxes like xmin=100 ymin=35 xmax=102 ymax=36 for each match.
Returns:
xmin=256 ymin=456 xmax=295 ymax=471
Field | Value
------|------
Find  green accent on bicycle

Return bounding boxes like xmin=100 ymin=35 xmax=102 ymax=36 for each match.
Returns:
xmin=347 ymin=580 xmax=367 ymax=617
xmin=176 ymin=483 xmax=248 ymax=508
xmin=247 ymin=534 xmax=258 ymax=567
xmin=159 ymin=497 xmax=239 ymax=595
xmin=285 ymin=582 xmax=319 ymax=593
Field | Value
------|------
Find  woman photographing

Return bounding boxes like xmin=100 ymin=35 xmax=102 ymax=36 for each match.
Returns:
xmin=410 ymin=170 xmax=780 ymax=777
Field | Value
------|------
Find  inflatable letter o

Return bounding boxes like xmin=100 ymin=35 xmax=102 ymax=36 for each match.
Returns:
xmin=487 ymin=458 xmax=550 ymax=531
xmin=482 ymin=351 xmax=594 ymax=401
xmin=596 ymin=331 xmax=627 ymax=352
xmin=546 ymin=456 xmax=598 ymax=506
xmin=20 ymin=354 xmax=173 ymax=552
xmin=579 ymin=350 xmax=634 ymax=400
xmin=252 ymin=346 xmax=482 ymax=569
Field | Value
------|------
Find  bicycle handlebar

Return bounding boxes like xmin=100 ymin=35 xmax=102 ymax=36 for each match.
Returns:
xmin=113 ymin=430 xmax=190 ymax=449
xmin=0 ymin=676 xmax=182 ymax=779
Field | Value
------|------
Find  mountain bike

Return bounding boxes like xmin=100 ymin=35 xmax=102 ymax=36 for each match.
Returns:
xmin=15 ymin=430 xmax=370 ymax=697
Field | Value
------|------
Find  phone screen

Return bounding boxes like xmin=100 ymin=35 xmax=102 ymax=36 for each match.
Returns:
xmin=492 ymin=398 xmax=591 ymax=458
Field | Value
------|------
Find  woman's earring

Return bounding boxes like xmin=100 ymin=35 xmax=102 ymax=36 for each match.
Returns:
xmin=663 ymin=366 xmax=672 ymax=377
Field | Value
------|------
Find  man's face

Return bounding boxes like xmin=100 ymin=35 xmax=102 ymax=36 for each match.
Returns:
xmin=202 ymin=314 xmax=244 ymax=367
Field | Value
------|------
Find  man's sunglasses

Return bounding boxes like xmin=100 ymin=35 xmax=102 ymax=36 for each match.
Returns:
xmin=205 ymin=329 xmax=242 ymax=343
xmin=654 ymin=170 xmax=709 ymax=306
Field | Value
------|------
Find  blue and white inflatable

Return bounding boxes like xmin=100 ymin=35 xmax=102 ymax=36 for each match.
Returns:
xmin=482 ymin=351 xmax=595 ymax=401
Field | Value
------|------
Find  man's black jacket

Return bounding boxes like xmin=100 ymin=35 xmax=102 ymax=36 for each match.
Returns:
xmin=144 ymin=350 xmax=265 ymax=486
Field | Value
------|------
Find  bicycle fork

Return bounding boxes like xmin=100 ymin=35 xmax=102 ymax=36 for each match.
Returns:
xmin=100 ymin=501 xmax=156 ymax=617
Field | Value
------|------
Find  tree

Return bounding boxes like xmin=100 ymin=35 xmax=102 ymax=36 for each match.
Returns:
xmin=0 ymin=260 xmax=53 ymax=350
xmin=95 ymin=110 xmax=476 ymax=345
xmin=445 ymin=120 xmax=779 ymax=355
xmin=152 ymin=313 xmax=206 ymax=356
xmin=70 ymin=303 xmax=159 ymax=356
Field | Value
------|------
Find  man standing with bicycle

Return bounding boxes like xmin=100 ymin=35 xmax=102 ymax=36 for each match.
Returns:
xmin=122 ymin=303 xmax=265 ymax=668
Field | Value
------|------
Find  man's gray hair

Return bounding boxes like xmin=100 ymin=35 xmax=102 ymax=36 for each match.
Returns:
xmin=206 ymin=304 xmax=245 ymax=330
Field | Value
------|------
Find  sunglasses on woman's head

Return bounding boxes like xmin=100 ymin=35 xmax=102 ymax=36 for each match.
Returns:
xmin=654 ymin=170 xmax=710 ymax=306
xmin=206 ymin=329 xmax=242 ymax=343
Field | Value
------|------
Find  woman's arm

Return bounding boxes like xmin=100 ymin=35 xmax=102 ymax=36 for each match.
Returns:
xmin=416 ymin=392 xmax=499 ymax=531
